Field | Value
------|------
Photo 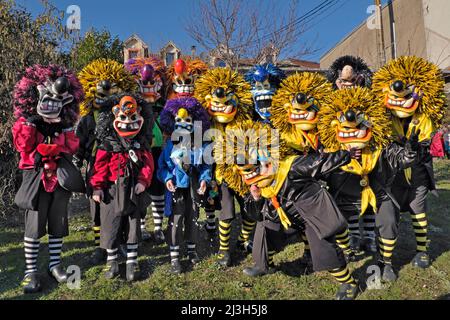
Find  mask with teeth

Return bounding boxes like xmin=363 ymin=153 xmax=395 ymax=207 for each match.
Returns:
xmin=236 ymin=146 xmax=277 ymax=188
xmin=93 ymin=80 xmax=118 ymax=109
xmin=318 ymin=87 xmax=391 ymax=152
xmin=112 ymin=96 xmax=144 ymax=138
xmin=174 ymin=108 xmax=194 ymax=135
xmin=36 ymin=77 xmax=74 ymax=120
xmin=245 ymin=64 xmax=285 ymax=120
xmin=327 ymin=55 xmax=373 ymax=90
xmin=286 ymin=92 xmax=320 ymax=131
xmin=205 ymin=87 xmax=239 ymax=123
xmin=167 ymin=58 xmax=208 ymax=100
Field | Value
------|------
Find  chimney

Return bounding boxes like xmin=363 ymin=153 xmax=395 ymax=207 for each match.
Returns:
xmin=191 ymin=45 xmax=197 ymax=58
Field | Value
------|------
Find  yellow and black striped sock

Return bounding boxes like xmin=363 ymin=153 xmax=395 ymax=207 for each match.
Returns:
xmin=335 ymin=229 xmax=352 ymax=255
xmin=300 ymin=233 xmax=311 ymax=254
xmin=411 ymin=212 xmax=428 ymax=252
xmin=268 ymin=250 xmax=276 ymax=267
xmin=219 ymin=220 xmax=232 ymax=253
xmin=93 ymin=226 xmax=101 ymax=248
xmin=237 ymin=219 xmax=256 ymax=245
xmin=329 ymin=265 xmax=356 ymax=285
xmin=378 ymin=237 xmax=397 ymax=265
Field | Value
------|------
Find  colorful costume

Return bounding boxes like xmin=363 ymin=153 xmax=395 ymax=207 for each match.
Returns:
xmin=158 ymin=97 xmax=212 ymax=273
xmin=245 ymin=64 xmax=285 ymax=122
xmin=167 ymin=58 xmax=208 ymax=99
xmin=125 ymin=57 xmax=167 ymax=243
xmin=372 ymin=56 xmax=447 ymax=268
xmin=219 ymin=120 xmax=360 ymax=300
xmin=76 ymin=59 xmax=137 ymax=263
xmin=194 ymin=67 xmax=254 ymax=267
xmin=12 ymin=64 xmax=84 ymax=293
xmin=318 ymin=87 xmax=420 ymax=282
xmin=327 ymin=56 xmax=377 ymax=253
xmin=90 ymin=94 xmax=154 ymax=281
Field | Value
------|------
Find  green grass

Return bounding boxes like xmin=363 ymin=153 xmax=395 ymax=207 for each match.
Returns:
xmin=1 ymin=159 xmax=450 ymax=300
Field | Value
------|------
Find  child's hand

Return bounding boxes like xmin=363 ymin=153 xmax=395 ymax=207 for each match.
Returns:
xmin=166 ymin=179 xmax=176 ymax=192
xmin=250 ymin=185 xmax=262 ymax=201
xmin=92 ymin=190 xmax=104 ymax=203
xmin=198 ymin=180 xmax=207 ymax=195
xmin=134 ymin=183 xmax=146 ymax=195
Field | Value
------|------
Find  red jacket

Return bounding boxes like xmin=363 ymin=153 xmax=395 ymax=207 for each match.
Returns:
xmin=90 ymin=149 xmax=154 ymax=191
xmin=12 ymin=117 xmax=79 ymax=170
xmin=430 ymin=132 xmax=445 ymax=158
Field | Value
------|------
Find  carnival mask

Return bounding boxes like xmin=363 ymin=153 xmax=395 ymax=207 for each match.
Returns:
xmin=174 ymin=108 xmax=194 ymax=135
xmin=251 ymin=72 xmax=275 ymax=120
xmin=112 ymin=96 xmax=144 ymax=138
xmin=285 ymin=92 xmax=320 ymax=131
xmin=382 ymin=80 xmax=423 ymax=118
xmin=93 ymin=80 xmax=118 ymax=109
xmin=336 ymin=65 xmax=365 ymax=89
xmin=37 ymin=77 xmax=74 ymax=119
xmin=205 ymin=87 xmax=239 ymax=123
xmin=172 ymin=59 xmax=196 ymax=97
xmin=332 ymin=109 xmax=372 ymax=149
xmin=236 ymin=147 xmax=276 ymax=188
xmin=138 ymin=64 xmax=163 ymax=103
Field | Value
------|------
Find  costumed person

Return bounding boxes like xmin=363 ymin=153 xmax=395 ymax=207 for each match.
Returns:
xmin=318 ymin=87 xmax=421 ymax=282
xmin=12 ymin=64 xmax=84 ymax=293
xmin=245 ymin=63 xmax=285 ymax=123
xmin=90 ymin=94 xmax=154 ymax=281
xmin=194 ymin=67 xmax=254 ymax=267
xmin=76 ymin=59 xmax=136 ymax=263
xmin=219 ymin=120 xmax=361 ymax=300
xmin=372 ymin=56 xmax=447 ymax=268
xmin=327 ymin=55 xmax=377 ymax=253
xmin=158 ymin=97 xmax=212 ymax=274
xmin=125 ymin=57 xmax=167 ymax=243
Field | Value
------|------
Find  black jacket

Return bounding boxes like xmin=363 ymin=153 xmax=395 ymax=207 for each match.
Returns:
xmin=325 ymin=143 xmax=418 ymax=212
xmin=75 ymin=112 xmax=97 ymax=167
xmin=245 ymin=150 xmax=351 ymax=239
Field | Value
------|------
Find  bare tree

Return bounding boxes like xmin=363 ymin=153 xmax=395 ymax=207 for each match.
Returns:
xmin=185 ymin=0 xmax=318 ymax=68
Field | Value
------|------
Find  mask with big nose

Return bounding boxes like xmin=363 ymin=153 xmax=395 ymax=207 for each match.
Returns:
xmin=37 ymin=76 xmax=74 ymax=119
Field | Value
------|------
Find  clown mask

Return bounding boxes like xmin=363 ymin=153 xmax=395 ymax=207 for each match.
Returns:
xmin=205 ymin=87 xmax=239 ymax=123
xmin=138 ymin=64 xmax=163 ymax=103
xmin=112 ymin=96 xmax=144 ymax=139
xmin=286 ymin=92 xmax=320 ymax=131
xmin=332 ymin=109 xmax=372 ymax=149
xmin=383 ymin=80 xmax=423 ymax=118
xmin=174 ymin=108 xmax=194 ymax=135
xmin=236 ymin=147 xmax=277 ymax=188
xmin=172 ymin=59 xmax=195 ymax=97
xmin=37 ymin=77 xmax=74 ymax=120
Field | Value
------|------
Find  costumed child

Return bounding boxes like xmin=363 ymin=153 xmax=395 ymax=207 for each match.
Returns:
xmin=90 ymin=94 xmax=154 ymax=281
xmin=157 ymin=97 xmax=212 ymax=274
xmin=245 ymin=63 xmax=285 ymax=123
xmin=327 ymin=55 xmax=377 ymax=254
xmin=125 ymin=57 xmax=167 ymax=243
xmin=194 ymin=68 xmax=255 ymax=267
xmin=318 ymin=87 xmax=421 ymax=282
xmin=76 ymin=59 xmax=136 ymax=263
xmin=372 ymin=56 xmax=447 ymax=268
xmin=12 ymin=65 xmax=84 ymax=293
xmin=219 ymin=120 xmax=361 ymax=300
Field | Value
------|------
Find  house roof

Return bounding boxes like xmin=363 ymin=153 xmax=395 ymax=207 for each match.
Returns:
xmin=124 ymin=34 xmax=148 ymax=48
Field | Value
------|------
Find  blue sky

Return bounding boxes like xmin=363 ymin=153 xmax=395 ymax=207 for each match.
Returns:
xmin=16 ymin=0 xmax=388 ymax=62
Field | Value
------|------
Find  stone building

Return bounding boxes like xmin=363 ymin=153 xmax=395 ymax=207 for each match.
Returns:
xmin=123 ymin=34 xmax=149 ymax=63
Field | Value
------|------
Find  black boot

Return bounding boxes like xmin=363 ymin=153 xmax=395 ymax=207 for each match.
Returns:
xmin=90 ymin=247 xmax=106 ymax=265
xmin=349 ymin=236 xmax=361 ymax=252
xmin=48 ymin=265 xmax=67 ymax=283
xmin=335 ymin=283 xmax=358 ymax=300
xmin=141 ymin=229 xmax=152 ymax=242
xmin=236 ymin=240 xmax=253 ymax=254
xmin=411 ymin=252 xmax=430 ymax=269
xmin=170 ymin=259 xmax=182 ymax=274
xmin=104 ymin=261 xmax=119 ymax=279
xmin=382 ymin=264 xmax=397 ymax=282
xmin=243 ymin=265 xmax=275 ymax=277
xmin=188 ymin=251 xmax=200 ymax=265
xmin=153 ymin=229 xmax=166 ymax=244
xmin=217 ymin=250 xmax=232 ymax=267
xmin=126 ymin=262 xmax=140 ymax=282
xmin=362 ymin=237 xmax=378 ymax=254
xmin=22 ymin=273 xmax=42 ymax=294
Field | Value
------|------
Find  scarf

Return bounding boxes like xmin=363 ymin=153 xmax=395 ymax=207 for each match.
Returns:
xmin=340 ymin=147 xmax=383 ymax=215
xmin=261 ymin=155 xmax=297 ymax=229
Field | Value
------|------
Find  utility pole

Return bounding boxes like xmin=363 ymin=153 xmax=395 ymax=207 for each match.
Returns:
xmin=375 ymin=0 xmax=387 ymax=68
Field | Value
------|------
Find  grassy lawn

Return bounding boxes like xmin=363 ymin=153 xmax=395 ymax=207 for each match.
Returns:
xmin=1 ymin=159 xmax=449 ymax=300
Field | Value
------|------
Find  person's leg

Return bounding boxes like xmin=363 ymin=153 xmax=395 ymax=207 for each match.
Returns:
xmin=217 ymin=184 xmax=236 ymax=267
xmin=125 ymin=212 xmax=141 ymax=281
xmin=185 ymin=188 xmax=200 ymax=265
xmin=335 ymin=209 xmax=357 ymax=261
xmin=362 ymin=210 xmax=377 ymax=253
xmin=150 ymin=193 xmax=165 ymax=242
xmin=375 ymin=200 xmax=400 ymax=282
xmin=237 ymin=195 xmax=256 ymax=253
xmin=168 ymin=189 xmax=185 ymax=273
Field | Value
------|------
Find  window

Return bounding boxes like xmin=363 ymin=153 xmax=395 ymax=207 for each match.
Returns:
xmin=166 ymin=52 xmax=175 ymax=66
xmin=128 ymin=49 xmax=139 ymax=59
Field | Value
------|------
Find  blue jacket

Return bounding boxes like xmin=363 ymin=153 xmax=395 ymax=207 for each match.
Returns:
xmin=157 ymin=139 xmax=212 ymax=188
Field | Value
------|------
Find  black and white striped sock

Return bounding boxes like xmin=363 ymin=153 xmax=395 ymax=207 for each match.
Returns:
xmin=107 ymin=248 xmax=118 ymax=263
xmin=205 ymin=209 xmax=216 ymax=231
xmin=151 ymin=195 xmax=165 ymax=232
xmin=140 ymin=218 xmax=147 ymax=231
xmin=24 ymin=237 xmax=40 ymax=275
xmin=187 ymin=242 xmax=196 ymax=254
xmin=48 ymin=235 xmax=63 ymax=271
xmin=126 ymin=243 xmax=138 ymax=265
xmin=170 ymin=245 xmax=180 ymax=262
